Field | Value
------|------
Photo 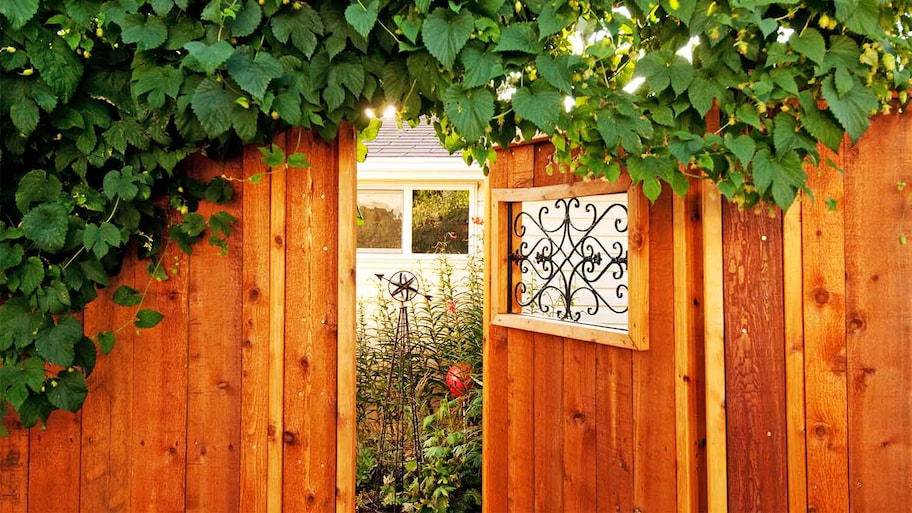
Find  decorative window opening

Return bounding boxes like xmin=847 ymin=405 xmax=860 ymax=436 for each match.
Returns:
xmin=491 ymin=179 xmax=649 ymax=350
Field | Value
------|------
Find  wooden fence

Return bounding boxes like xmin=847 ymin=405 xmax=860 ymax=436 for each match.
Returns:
xmin=0 ymin=127 xmax=357 ymax=513
xmin=0 ymin=114 xmax=909 ymax=512
xmin=483 ymin=111 xmax=911 ymax=512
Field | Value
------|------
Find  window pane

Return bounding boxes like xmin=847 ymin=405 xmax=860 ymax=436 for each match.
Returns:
xmin=411 ymin=190 xmax=469 ymax=254
xmin=358 ymin=190 xmax=403 ymax=250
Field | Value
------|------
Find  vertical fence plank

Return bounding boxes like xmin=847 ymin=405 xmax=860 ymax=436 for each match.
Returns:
xmin=284 ymin=130 xmax=338 ymax=511
xmin=185 ymin=157 xmax=243 ymax=512
xmin=240 ymin=134 xmax=273 ymax=513
xmin=722 ymin=205 xmax=788 ymax=512
xmin=0 ymin=411 xmax=28 ymax=513
xmin=482 ymin=160 xmax=509 ymax=513
xmin=335 ymin=124 xmax=358 ymax=513
xmin=267 ymin=133 xmax=287 ymax=513
xmin=561 ymin=339 xmax=597 ymax=511
xmin=802 ymin=145 xmax=849 ymax=513
xmin=844 ymin=113 xmax=912 ymax=512
xmin=633 ymin=191 xmax=677 ymax=512
xmin=28 ymin=411 xmax=81 ymax=512
xmin=81 ymin=269 xmax=137 ymax=512
xmin=533 ymin=334 xmax=563 ymax=513
xmin=783 ymin=196 xmax=808 ymax=513
xmin=128 ymin=241 xmax=189 ymax=512
xmin=702 ymin=183 xmax=728 ymax=513
xmin=595 ymin=345 xmax=633 ymax=512
xmin=507 ymin=330 xmax=534 ymax=511
xmin=673 ymin=181 xmax=706 ymax=513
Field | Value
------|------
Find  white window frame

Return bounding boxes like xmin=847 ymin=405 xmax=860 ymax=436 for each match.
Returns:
xmin=356 ymin=181 xmax=481 ymax=258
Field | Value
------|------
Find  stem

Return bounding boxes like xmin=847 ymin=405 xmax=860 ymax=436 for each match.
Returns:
xmin=63 ymin=197 xmax=120 ymax=271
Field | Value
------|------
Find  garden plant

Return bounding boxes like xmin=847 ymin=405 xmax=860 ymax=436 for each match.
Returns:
xmin=1 ymin=0 xmax=911 ymax=427
xmin=356 ymin=254 xmax=483 ymax=512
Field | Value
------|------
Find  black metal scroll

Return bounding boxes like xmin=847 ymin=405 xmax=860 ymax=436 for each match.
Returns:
xmin=508 ymin=196 xmax=628 ymax=324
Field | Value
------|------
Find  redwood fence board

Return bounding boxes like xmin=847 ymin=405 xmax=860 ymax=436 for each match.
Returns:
xmin=722 ymin=206 xmax=789 ymax=511
xmin=844 ymin=113 xmax=912 ymax=513
xmin=0 ymin=129 xmax=355 ymax=512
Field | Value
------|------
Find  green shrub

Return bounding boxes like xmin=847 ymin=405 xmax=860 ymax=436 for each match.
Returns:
xmin=356 ymin=253 xmax=483 ymax=512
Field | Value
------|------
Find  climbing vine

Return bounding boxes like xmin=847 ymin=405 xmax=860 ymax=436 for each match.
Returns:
xmin=0 ymin=0 xmax=910 ymax=428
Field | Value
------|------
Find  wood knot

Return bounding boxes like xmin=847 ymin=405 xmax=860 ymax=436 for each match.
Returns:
xmin=217 ymin=381 xmax=229 ymax=389
xmin=881 ymin=439 xmax=893 ymax=448
xmin=168 ymin=447 xmax=177 ymax=455
xmin=811 ymin=287 xmax=830 ymax=305
xmin=572 ymin=412 xmax=586 ymax=425
xmin=300 ymin=357 xmax=309 ymax=371
xmin=199 ymin=446 xmax=207 ymax=456
xmin=169 ymin=290 xmax=180 ymax=300
xmin=813 ymin=423 xmax=829 ymax=439
xmin=274 ymin=235 xmax=284 ymax=247
xmin=248 ymin=288 xmax=260 ymax=301
xmin=629 ymin=231 xmax=644 ymax=250
xmin=847 ymin=316 xmax=866 ymax=333
xmin=283 ymin=431 xmax=297 ymax=445
xmin=267 ymin=425 xmax=276 ymax=437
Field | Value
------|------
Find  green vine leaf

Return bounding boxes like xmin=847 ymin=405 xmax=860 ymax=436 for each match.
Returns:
xmin=0 ymin=301 xmax=43 ymax=351
xmin=113 ymin=285 xmax=143 ymax=307
xmin=789 ymin=28 xmax=826 ymax=65
xmin=421 ymin=8 xmax=474 ymax=67
xmin=345 ymin=0 xmax=379 ymax=38
xmin=0 ymin=0 xmax=39 ymax=29
xmin=227 ymin=47 xmax=283 ymax=100
xmin=512 ymin=85 xmax=563 ymax=133
xmin=35 ymin=316 xmax=83 ymax=367
xmin=493 ymin=22 xmax=541 ymax=53
xmin=443 ymin=85 xmax=494 ymax=142
xmin=120 ymin=13 xmax=169 ymax=51
xmin=46 ymin=370 xmax=88 ymax=412
xmin=22 ymin=203 xmax=69 ymax=252
xmin=183 ymin=40 xmax=235 ymax=75
xmin=97 ymin=331 xmax=116 ymax=355
xmin=134 ymin=309 xmax=165 ymax=329
xmin=821 ymin=74 xmax=878 ymax=141
xmin=83 ymin=222 xmax=123 ymax=260
xmin=16 ymin=170 xmax=63 ymax=214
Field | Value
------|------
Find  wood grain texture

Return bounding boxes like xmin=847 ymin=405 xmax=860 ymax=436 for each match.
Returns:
xmin=506 ymin=329 xmax=534 ymax=512
xmin=844 ymin=113 xmax=912 ymax=512
xmin=632 ymin=191 xmax=677 ymax=512
xmin=783 ymin=196 xmax=808 ymax=513
xmin=240 ymin=130 xmax=273 ymax=513
xmin=28 ymin=411 xmax=80 ymax=512
xmin=0 ymin=409 xmax=28 ymax=513
xmin=267 ymin=132 xmax=288 ymax=513
xmin=701 ymin=183 xmax=728 ymax=513
xmin=673 ymin=181 xmax=706 ymax=513
xmin=722 ymin=205 xmax=788 ymax=512
xmin=130 ymin=241 xmax=189 ymax=513
xmin=283 ymin=129 xmax=338 ymax=511
xmin=335 ymin=124 xmax=358 ymax=513
xmin=561 ymin=339 xmax=598 ymax=511
xmin=482 ymin=150 xmax=509 ymax=513
xmin=801 ymin=146 xmax=849 ymax=513
xmin=532 ymin=333 xmax=563 ymax=513
xmin=80 ymin=266 xmax=137 ymax=513
xmin=186 ymin=156 xmax=243 ymax=512
xmin=595 ymin=345 xmax=633 ymax=512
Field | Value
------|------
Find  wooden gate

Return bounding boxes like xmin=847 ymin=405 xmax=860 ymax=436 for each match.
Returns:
xmin=0 ymin=127 xmax=357 ymax=512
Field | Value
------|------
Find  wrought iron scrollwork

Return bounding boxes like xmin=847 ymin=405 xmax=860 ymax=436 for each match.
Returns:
xmin=508 ymin=196 xmax=628 ymax=325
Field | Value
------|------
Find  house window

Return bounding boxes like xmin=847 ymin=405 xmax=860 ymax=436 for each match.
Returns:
xmin=357 ymin=187 xmax=472 ymax=255
xmin=490 ymin=178 xmax=649 ymax=350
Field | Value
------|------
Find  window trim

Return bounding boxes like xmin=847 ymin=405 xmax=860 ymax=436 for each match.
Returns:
xmin=357 ymin=182 xmax=480 ymax=257
xmin=489 ymin=176 xmax=650 ymax=350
